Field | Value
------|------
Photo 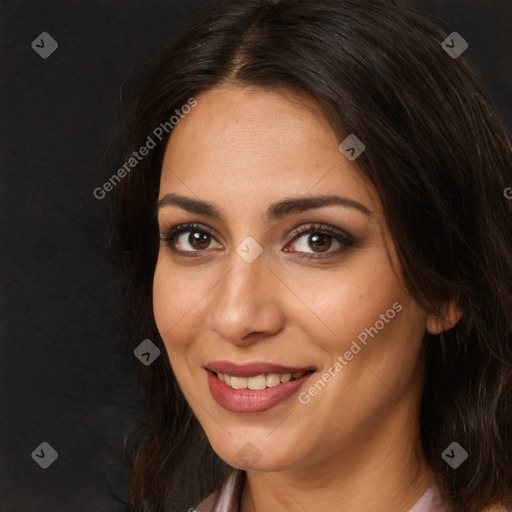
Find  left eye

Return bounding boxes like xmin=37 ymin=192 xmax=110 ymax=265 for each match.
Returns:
xmin=161 ymin=224 xmax=221 ymax=254
xmin=285 ymin=225 xmax=353 ymax=258
xmin=289 ymin=231 xmax=340 ymax=254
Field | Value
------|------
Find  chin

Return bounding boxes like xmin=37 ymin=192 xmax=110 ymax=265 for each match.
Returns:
xmin=213 ymin=443 xmax=299 ymax=472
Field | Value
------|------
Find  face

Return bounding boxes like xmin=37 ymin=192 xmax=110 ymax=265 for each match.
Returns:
xmin=153 ymin=85 xmax=428 ymax=477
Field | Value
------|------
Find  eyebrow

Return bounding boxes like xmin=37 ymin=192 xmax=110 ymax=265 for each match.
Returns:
xmin=155 ymin=192 xmax=372 ymax=222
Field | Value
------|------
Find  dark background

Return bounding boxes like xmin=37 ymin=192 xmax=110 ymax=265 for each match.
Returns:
xmin=1 ymin=1 xmax=510 ymax=511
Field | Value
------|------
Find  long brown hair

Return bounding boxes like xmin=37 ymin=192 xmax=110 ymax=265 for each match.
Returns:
xmin=111 ymin=1 xmax=512 ymax=510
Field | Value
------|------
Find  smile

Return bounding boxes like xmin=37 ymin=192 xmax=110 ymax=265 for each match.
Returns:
xmin=205 ymin=364 xmax=316 ymax=413
xmin=216 ymin=371 xmax=306 ymax=390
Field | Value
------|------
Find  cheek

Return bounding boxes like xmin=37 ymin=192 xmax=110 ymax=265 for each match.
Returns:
xmin=304 ymin=250 xmax=403 ymax=354
xmin=152 ymin=258 xmax=199 ymax=388
xmin=152 ymin=257 xmax=190 ymax=348
xmin=152 ymin=259 xmax=172 ymax=336
xmin=152 ymin=255 xmax=214 ymax=361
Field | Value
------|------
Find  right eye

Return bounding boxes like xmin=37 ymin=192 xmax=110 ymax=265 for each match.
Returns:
xmin=160 ymin=223 xmax=223 ymax=257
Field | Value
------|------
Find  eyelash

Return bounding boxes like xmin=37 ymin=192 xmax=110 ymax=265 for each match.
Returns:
xmin=159 ymin=222 xmax=354 ymax=261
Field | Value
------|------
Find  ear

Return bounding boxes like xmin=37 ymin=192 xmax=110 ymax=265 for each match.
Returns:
xmin=426 ymin=298 xmax=463 ymax=335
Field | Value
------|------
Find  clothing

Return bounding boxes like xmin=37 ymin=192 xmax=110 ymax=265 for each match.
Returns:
xmin=195 ymin=470 xmax=448 ymax=512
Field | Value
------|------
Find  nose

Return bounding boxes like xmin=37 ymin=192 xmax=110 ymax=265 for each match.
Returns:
xmin=206 ymin=250 xmax=286 ymax=346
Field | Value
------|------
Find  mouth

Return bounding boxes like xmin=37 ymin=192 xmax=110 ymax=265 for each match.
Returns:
xmin=204 ymin=364 xmax=317 ymax=413
xmin=205 ymin=360 xmax=316 ymax=379
xmin=207 ymin=369 xmax=314 ymax=390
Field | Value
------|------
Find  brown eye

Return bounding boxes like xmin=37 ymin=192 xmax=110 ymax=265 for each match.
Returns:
xmin=160 ymin=223 xmax=222 ymax=256
xmin=160 ymin=222 xmax=353 ymax=260
xmin=307 ymin=233 xmax=333 ymax=252
xmin=288 ymin=231 xmax=340 ymax=255
xmin=188 ymin=230 xmax=211 ymax=250
xmin=286 ymin=223 xmax=354 ymax=259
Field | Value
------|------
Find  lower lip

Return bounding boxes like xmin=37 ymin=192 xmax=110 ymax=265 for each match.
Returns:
xmin=206 ymin=369 xmax=315 ymax=413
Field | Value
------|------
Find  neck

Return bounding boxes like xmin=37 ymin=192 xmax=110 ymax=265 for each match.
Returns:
xmin=239 ymin=406 xmax=434 ymax=512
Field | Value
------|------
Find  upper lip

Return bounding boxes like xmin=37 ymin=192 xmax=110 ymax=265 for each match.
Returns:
xmin=205 ymin=361 xmax=316 ymax=378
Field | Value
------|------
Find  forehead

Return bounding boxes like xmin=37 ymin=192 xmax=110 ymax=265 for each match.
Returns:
xmin=159 ymin=86 xmax=378 ymax=214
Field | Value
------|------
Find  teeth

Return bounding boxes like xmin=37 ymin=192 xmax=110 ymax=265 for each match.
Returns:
xmin=216 ymin=371 xmax=305 ymax=390
xmin=249 ymin=375 xmax=267 ymax=390
xmin=230 ymin=376 xmax=248 ymax=389
xmin=266 ymin=373 xmax=281 ymax=387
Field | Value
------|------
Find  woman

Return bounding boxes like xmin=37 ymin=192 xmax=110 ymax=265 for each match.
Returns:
xmin=112 ymin=0 xmax=512 ymax=510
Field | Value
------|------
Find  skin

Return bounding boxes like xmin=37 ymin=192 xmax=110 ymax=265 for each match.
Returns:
xmin=153 ymin=85 xmax=463 ymax=511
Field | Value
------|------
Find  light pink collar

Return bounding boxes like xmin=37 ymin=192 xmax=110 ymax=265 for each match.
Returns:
xmin=196 ymin=474 xmax=448 ymax=512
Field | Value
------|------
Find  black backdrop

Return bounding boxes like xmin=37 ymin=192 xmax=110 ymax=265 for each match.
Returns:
xmin=1 ymin=1 xmax=510 ymax=511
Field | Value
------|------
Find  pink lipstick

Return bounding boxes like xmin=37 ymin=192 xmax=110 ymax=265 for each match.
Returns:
xmin=205 ymin=361 xmax=316 ymax=413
